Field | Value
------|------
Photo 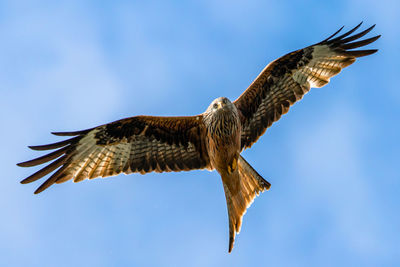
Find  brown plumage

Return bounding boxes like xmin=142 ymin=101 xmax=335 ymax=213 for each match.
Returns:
xmin=18 ymin=23 xmax=379 ymax=252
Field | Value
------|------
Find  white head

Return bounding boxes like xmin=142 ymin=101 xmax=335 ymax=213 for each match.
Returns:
xmin=203 ymin=97 xmax=240 ymax=140
xmin=203 ymin=97 xmax=239 ymax=130
xmin=206 ymin=97 xmax=234 ymax=114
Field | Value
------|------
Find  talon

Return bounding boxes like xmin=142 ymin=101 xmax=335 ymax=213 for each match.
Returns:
xmin=227 ymin=158 xmax=238 ymax=174
xmin=232 ymin=158 xmax=237 ymax=171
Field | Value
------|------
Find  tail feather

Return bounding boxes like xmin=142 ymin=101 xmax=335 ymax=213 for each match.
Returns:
xmin=222 ymin=155 xmax=270 ymax=253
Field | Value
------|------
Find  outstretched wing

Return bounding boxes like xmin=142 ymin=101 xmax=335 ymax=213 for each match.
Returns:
xmin=234 ymin=23 xmax=380 ymax=150
xmin=18 ymin=115 xmax=210 ymax=194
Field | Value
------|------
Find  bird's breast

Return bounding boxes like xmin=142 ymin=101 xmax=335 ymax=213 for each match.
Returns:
xmin=205 ymin=111 xmax=241 ymax=172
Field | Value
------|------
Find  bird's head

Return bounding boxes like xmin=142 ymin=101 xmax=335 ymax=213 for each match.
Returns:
xmin=203 ymin=97 xmax=239 ymax=132
xmin=206 ymin=97 xmax=234 ymax=114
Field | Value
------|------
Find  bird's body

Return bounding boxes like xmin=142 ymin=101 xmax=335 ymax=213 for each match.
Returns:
xmin=18 ymin=23 xmax=380 ymax=252
xmin=203 ymin=97 xmax=268 ymax=251
xmin=204 ymin=97 xmax=241 ymax=174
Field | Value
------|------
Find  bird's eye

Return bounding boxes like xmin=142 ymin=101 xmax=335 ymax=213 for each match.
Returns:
xmin=213 ymin=103 xmax=218 ymax=109
xmin=223 ymin=98 xmax=227 ymax=104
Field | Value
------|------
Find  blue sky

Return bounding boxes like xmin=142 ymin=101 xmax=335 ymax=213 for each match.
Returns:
xmin=1 ymin=0 xmax=399 ymax=266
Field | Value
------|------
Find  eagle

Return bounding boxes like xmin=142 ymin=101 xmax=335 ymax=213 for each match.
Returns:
xmin=18 ymin=23 xmax=379 ymax=252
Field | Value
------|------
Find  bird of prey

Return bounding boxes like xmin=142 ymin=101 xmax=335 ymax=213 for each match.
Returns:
xmin=18 ymin=23 xmax=379 ymax=252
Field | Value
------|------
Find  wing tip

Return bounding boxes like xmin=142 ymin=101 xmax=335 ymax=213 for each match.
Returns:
xmin=347 ymin=49 xmax=378 ymax=57
xmin=20 ymin=175 xmax=38 ymax=184
xmin=28 ymin=145 xmax=41 ymax=151
xmin=320 ymin=25 xmax=344 ymax=43
xmin=16 ymin=162 xmax=28 ymax=167
xmin=322 ymin=23 xmax=380 ymax=58
xmin=321 ymin=22 xmax=364 ymax=44
xmin=51 ymin=128 xmax=92 ymax=136
xmin=34 ymin=187 xmax=45 ymax=194
xmin=20 ymin=178 xmax=30 ymax=184
xmin=322 ymin=22 xmax=379 ymax=47
xmin=51 ymin=131 xmax=77 ymax=136
xmin=34 ymin=187 xmax=44 ymax=194
xmin=33 ymin=175 xmax=59 ymax=194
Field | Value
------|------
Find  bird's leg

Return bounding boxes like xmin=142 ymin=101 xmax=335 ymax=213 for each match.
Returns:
xmin=227 ymin=155 xmax=238 ymax=174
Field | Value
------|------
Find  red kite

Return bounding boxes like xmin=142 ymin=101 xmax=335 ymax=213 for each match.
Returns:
xmin=18 ymin=23 xmax=380 ymax=252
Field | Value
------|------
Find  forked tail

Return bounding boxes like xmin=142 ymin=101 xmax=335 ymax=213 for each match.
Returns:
xmin=221 ymin=155 xmax=271 ymax=252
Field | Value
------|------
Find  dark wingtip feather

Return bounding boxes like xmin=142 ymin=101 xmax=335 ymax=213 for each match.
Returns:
xmin=33 ymin=165 xmax=68 ymax=194
xmin=319 ymin=25 xmax=344 ymax=43
xmin=51 ymin=128 xmax=92 ymax=136
xmin=341 ymin=35 xmax=381 ymax=50
xmin=52 ymin=131 xmax=72 ymax=136
xmin=20 ymin=179 xmax=30 ymax=184
xmin=327 ymin=22 xmax=363 ymax=43
xmin=34 ymin=184 xmax=48 ymax=194
xmin=319 ymin=24 xmax=380 ymax=58
xmin=340 ymin=24 xmax=376 ymax=44
xmin=19 ymin=156 xmax=67 ymax=184
xmin=28 ymin=145 xmax=43 ymax=151
xmin=17 ymin=146 xmax=69 ymax=167
xmin=34 ymin=181 xmax=52 ymax=194
xmin=346 ymin=49 xmax=378 ymax=57
xmin=27 ymin=136 xmax=80 ymax=151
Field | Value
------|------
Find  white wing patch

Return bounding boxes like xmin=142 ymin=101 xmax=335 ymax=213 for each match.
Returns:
xmin=293 ymin=45 xmax=355 ymax=88
xmin=53 ymin=129 xmax=128 ymax=183
xmin=53 ymin=127 xmax=207 ymax=184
